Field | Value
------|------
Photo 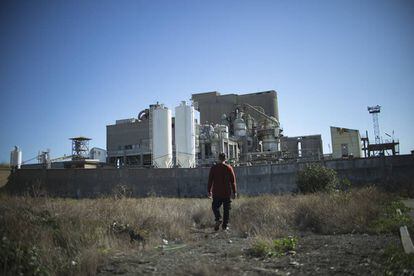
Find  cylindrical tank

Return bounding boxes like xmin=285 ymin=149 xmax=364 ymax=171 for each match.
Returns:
xmin=258 ymin=118 xmax=280 ymax=152
xmin=152 ymin=105 xmax=173 ymax=168
xmin=10 ymin=146 xmax=22 ymax=169
xmin=234 ymin=116 xmax=246 ymax=137
xmin=175 ymin=101 xmax=196 ymax=168
xmin=262 ymin=137 xmax=279 ymax=152
xmin=221 ymin=114 xmax=229 ymax=126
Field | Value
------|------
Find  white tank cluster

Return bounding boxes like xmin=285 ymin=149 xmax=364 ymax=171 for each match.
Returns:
xmin=175 ymin=101 xmax=196 ymax=168
xmin=151 ymin=102 xmax=197 ymax=168
xmin=152 ymin=105 xmax=173 ymax=168
xmin=10 ymin=146 xmax=22 ymax=169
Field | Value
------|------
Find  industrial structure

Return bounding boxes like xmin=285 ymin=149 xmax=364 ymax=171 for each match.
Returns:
xmin=10 ymin=92 xmax=406 ymax=172
xmin=105 ymin=90 xmax=324 ymax=167
xmin=10 ymin=146 xmax=22 ymax=169
xmin=330 ymin=127 xmax=362 ymax=159
xmin=362 ymin=105 xmax=400 ymax=157
xmin=280 ymin=135 xmax=323 ymax=160
xmin=175 ymin=101 xmax=196 ymax=168
xmin=89 ymin=147 xmax=107 ymax=163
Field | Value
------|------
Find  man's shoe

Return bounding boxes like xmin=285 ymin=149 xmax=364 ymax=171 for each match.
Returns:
xmin=214 ymin=220 xmax=222 ymax=231
xmin=222 ymin=226 xmax=229 ymax=231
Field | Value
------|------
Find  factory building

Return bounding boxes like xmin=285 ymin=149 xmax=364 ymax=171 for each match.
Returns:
xmin=191 ymin=90 xmax=283 ymax=164
xmin=106 ymin=109 xmax=152 ymax=166
xmin=330 ymin=126 xmax=362 ymax=159
xmin=106 ymin=103 xmax=188 ymax=168
xmin=280 ymin=135 xmax=323 ymax=160
xmin=106 ymin=90 xmax=324 ymax=167
xmin=192 ymin=90 xmax=279 ymax=126
xmin=89 ymin=147 xmax=107 ymax=163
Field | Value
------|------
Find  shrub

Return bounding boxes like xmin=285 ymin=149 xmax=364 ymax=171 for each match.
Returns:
xmin=247 ymin=239 xmax=274 ymax=258
xmin=273 ymin=236 xmax=297 ymax=255
xmin=370 ymin=200 xmax=413 ymax=234
xmin=247 ymin=236 xmax=298 ymax=258
xmin=297 ymin=164 xmax=338 ymax=193
xmin=293 ymin=187 xmax=389 ymax=234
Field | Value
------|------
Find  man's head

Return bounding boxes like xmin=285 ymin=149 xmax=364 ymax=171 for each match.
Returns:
xmin=218 ymin=153 xmax=226 ymax=163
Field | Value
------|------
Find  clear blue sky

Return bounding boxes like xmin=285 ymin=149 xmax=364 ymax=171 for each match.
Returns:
xmin=1 ymin=0 xmax=413 ymax=163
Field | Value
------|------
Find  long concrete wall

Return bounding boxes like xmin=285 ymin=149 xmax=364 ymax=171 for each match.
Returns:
xmin=0 ymin=168 xmax=10 ymax=188
xmin=3 ymin=155 xmax=414 ymax=198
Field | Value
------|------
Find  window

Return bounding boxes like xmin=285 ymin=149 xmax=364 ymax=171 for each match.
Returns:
xmin=341 ymin=143 xmax=349 ymax=157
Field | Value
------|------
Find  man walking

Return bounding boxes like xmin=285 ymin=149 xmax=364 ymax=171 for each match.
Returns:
xmin=208 ymin=153 xmax=237 ymax=231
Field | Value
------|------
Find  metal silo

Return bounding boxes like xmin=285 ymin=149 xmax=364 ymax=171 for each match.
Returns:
xmin=152 ymin=105 xmax=173 ymax=168
xmin=175 ymin=101 xmax=196 ymax=168
xmin=10 ymin=146 xmax=22 ymax=169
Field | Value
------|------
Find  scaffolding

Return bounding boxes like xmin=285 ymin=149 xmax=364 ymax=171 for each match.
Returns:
xmin=69 ymin=137 xmax=91 ymax=160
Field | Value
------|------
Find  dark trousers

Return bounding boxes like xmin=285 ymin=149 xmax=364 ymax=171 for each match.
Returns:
xmin=212 ymin=197 xmax=232 ymax=227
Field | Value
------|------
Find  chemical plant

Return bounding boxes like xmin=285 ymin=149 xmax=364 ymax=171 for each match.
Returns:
xmin=106 ymin=90 xmax=325 ymax=168
xmin=10 ymin=90 xmax=402 ymax=170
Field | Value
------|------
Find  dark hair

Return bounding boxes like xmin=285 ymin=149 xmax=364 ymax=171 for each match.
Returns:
xmin=218 ymin=153 xmax=226 ymax=161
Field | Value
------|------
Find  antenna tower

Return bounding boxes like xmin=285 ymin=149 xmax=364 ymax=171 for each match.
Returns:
xmin=367 ymin=105 xmax=381 ymax=144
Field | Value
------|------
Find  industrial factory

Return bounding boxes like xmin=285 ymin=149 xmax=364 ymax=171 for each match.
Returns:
xmin=10 ymin=90 xmax=401 ymax=170
xmin=6 ymin=89 xmax=411 ymax=200
xmin=105 ymin=90 xmax=325 ymax=168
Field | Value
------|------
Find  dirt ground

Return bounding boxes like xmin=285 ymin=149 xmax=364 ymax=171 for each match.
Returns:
xmin=98 ymin=228 xmax=398 ymax=275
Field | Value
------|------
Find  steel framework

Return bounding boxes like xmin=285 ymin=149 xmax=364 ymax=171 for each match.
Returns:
xmin=367 ymin=105 xmax=381 ymax=144
xmin=69 ymin=137 xmax=91 ymax=160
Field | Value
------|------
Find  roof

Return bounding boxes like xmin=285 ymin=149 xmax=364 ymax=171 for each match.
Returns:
xmin=69 ymin=136 xmax=91 ymax=141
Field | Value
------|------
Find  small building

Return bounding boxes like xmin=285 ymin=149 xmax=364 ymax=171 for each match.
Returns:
xmin=89 ymin=147 xmax=107 ymax=163
xmin=280 ymin=135 xmax=323 ymax=160
xmin=106 ymin=116 xmax=152 ymax=166
xmin=330 ymin=126 xmax=362 ymax=159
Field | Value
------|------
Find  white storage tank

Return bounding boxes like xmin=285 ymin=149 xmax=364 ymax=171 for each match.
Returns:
xmin=175 ymin=101 xmax=196 ymax=168
xmin=152 ymin=105 xmax=173 ymax=168
xmin=234 ymin=116 xmax=246 ymax=137
xmin=10 ymin=146 xmax=22 ymax=169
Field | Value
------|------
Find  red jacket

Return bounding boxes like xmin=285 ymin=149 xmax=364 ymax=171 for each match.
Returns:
xmin=208 ymin=163 xmax=237 ymax=198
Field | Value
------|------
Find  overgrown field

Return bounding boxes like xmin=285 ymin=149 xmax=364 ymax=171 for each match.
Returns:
xmin=0 ymin=187 xmax=409 ymax=275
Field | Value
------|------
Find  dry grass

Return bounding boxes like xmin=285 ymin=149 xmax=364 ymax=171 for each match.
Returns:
xmin=0 ymin=187 xmax=392 ymax=275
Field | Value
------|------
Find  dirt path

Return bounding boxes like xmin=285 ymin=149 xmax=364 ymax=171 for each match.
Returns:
xmin=98 ymin=229 xmax=398 ymax=275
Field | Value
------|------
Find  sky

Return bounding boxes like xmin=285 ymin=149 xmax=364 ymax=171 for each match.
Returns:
xmin=0 ymin=0 xmax=413 ymax=163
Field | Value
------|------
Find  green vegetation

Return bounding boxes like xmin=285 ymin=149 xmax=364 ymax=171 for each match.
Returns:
xmin=370 ymin=200 xmax=413 ymax=234
xmin=273 ymin=236 xmax=297 ymax=254
xmin=248 ymin=236 xmax=298 ymax=258
xmin=247 ymin=239 xmax=274 ymax=257
xmin=297 ymin=164 xmax=338 ymax=193
xmin=383 ymin=245 xmax=414 ymax=275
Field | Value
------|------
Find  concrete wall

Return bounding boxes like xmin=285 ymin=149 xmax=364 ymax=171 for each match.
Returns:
xmin=192 ymin=90 xmax=279 ymax=125
xmin=0 ymin=168 xmax=10 ymax=188
xmin=280 ymin=135 xmax=323 ymax=158
xmin=330 ymin=126 xmax=362 ymax=159
xmin=106 ymin=119 xmax=151 ymax=160
xmin=3 ymin=155 xmax=414 ymax=198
